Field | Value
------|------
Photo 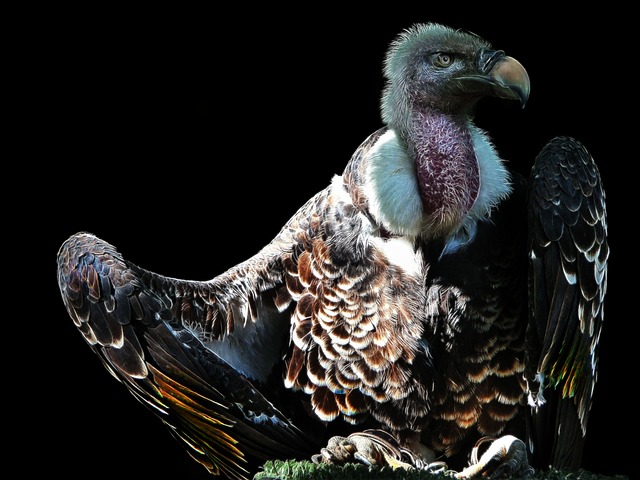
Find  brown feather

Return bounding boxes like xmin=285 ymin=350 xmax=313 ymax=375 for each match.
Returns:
xmin=285 ymin=346 xmax=306 ymax=388
xmin=298 ymin=251 xmax=314 ymax=288
xmin=306 ymin=348 xmax=327 ymax=385
xmin=312 ymin=386 xmax=340 ymax=422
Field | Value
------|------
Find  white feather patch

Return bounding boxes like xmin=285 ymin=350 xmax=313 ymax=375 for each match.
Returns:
xmin=364 ymin=130 xmax=424 ymax=236
xmin=371 ymin=235 xmax=423 ymax=277
xmin=331 ymin=174 xmax=354 ymax=203
xmin=467 ymin=124 xmax=512 ymax=222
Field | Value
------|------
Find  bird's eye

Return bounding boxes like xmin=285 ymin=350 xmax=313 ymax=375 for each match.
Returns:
xmin=433 ymin=53 xmax=454 ymax=68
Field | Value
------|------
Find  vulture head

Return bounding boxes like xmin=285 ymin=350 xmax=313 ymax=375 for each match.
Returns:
xmin=381 ymin=23 xmax=530 ymax=125
xmin=368 ymin=23 xmax=530 ymax=241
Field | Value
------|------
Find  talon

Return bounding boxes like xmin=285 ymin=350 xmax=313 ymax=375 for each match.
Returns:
xmin=380 ymin=451 xmax=414 ymax=470
xmin=469 ymin=436 xmax=496 ymax=465
xmin=455 ymin=435 xmax=534 ymax=479
xmin=424 ymin=461 xmax=449 ymax=474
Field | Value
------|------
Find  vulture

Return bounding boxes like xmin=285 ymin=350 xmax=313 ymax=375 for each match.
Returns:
xmin=57 ymin=23 xmax=608 ymax=479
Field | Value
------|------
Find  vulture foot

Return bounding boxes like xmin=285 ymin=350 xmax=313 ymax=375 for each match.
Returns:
xmin=312 ymin=429 xmax=447 ymax=473
xmin=455 ymin=435 xmax=534 ymax=479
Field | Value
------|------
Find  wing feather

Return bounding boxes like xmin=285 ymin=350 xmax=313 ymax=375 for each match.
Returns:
xmin=57 ymin=229 xmax=321 ymax=479
xmin=526 ymin=136 xmax=608 ymax=469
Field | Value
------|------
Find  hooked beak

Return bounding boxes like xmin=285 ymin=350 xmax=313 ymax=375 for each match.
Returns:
xmin=454 ymin=49 xmax=531 ymax=107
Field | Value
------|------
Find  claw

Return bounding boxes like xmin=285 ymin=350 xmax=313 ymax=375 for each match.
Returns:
xmin=312 ymin=429 xmax=448 ymax=473
xmin=455 ymin=435 xmax=535 ymax=479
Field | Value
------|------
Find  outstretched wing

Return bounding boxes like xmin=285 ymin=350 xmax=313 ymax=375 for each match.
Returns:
xmin=525 ymin=136 xmax=609 ymax=469
xmin=56 ymin=192 xmax=331 ymax=479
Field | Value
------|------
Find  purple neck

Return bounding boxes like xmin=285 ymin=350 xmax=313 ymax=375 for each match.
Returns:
xmin=405 ymin=109 xmax=480 ymax=232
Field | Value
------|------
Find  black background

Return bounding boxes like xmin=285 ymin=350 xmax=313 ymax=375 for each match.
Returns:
xmin=24 ymin=6 xmax=631 ymax=478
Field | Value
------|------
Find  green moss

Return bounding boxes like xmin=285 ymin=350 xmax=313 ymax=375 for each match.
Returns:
xmin=253 ymin=460 xmax=629 ymax=480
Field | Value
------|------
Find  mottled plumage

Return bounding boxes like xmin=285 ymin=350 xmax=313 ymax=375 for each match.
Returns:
xmin=57 ymin=23 xmax=608 ymax=479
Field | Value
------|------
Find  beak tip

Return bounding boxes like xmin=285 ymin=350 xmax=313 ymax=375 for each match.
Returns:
xmin=520 ymin=89 xmax=530 ymax=108
xmin=490 ymin=56 xmax=531 ymax=107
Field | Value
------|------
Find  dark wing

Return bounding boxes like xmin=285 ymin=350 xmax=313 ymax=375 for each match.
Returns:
xmin=56 ymin=193 xmax=330 ymax=479
xmin=525 ymin=136 xmax=609 ymax=469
